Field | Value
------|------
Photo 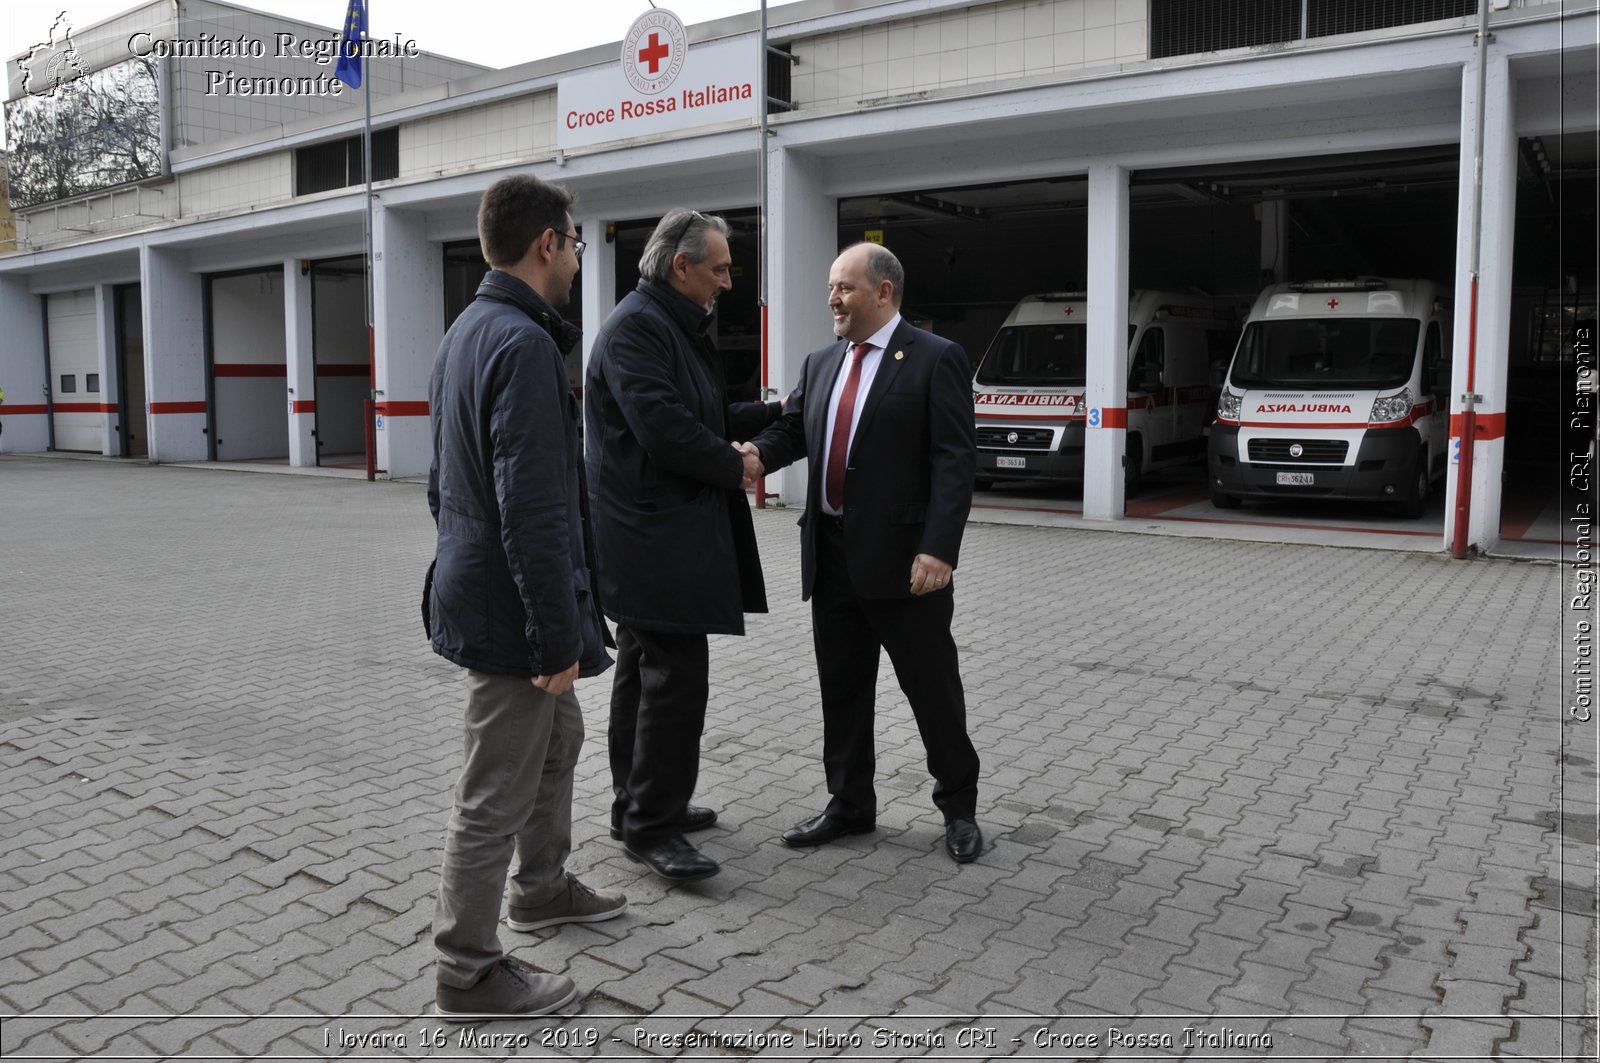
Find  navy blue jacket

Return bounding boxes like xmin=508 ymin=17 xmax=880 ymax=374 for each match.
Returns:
xmin=426 ymin=270 xmax=612 ymax=679
xmin=585 ymin=281 xmax=780 ymax=634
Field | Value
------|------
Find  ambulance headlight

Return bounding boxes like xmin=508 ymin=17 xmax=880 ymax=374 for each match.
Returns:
xmin=1217 ymin=388 xmax=1243 ymax=421
xmin=1369 ymin=389 xmax=1413 ymax=424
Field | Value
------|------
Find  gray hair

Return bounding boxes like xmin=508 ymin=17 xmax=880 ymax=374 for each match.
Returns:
xmin=639 ymin=209 xmax=732 ymax=282
xmin=849 ymin=241 xmax=906 ymax=307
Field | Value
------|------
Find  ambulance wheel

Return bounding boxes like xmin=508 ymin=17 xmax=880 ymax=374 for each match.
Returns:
xmin=973 ymin=477 xmax=994 ymax=492
xmin=1124 ymin=437 xmax=1144 ymax=497
xmin=1210 ymin=489 xmax=1241 ymax=509
xmin=1397 ymin=454 xmax=1429 ymax=519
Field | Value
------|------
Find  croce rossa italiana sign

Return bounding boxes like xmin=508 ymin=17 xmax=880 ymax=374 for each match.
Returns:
xmin=557 ymin=7 xmax=757 ymax=150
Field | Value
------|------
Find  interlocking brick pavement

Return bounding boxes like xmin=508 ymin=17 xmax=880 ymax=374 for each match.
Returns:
xmin=0 ymin=454 xmax=1594 ymax=1060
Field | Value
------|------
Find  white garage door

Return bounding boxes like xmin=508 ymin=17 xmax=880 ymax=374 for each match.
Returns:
xmin=47 ymin=290 xmax=102 ymax=453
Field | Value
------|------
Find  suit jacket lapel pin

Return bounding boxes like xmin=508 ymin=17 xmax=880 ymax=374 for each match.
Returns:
xmin=894 ymin=350 xmax=905 ymax=361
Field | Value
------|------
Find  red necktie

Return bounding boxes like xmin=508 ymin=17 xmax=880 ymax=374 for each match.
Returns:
xmin=824 ymin=343 xmax=870 ymax=512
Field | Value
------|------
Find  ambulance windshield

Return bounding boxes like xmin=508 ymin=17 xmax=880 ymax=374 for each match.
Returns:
xmin=1230 ymin=318 xmax=1419 ymax=389
xmin=975 ymin=324 xmax=1088 ymax=386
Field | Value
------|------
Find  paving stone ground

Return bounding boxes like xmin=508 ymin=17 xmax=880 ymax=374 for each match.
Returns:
xmin=0 ymin=455 xmax=1594 ymax=1061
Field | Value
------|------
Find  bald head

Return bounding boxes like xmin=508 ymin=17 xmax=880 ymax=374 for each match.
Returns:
xmin=827 ymin=242 xmax=905 ymax=342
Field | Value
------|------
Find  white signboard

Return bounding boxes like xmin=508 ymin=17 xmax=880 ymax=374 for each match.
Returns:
xmin=557 ymin=9 xmax=758 ymax=151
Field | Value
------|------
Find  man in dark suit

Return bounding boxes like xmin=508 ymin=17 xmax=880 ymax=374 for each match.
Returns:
xmin=742 ymin=242 xmax=982 ymax=864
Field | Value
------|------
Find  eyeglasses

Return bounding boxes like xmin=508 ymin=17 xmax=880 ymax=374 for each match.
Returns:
xmin=550 ymin=228 xmax=586 ymax=260
xmin=666 ymin=210 xmax=704 ymax=254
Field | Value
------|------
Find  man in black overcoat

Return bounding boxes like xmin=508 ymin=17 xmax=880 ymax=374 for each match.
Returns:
xmin=585 ymin=209 xmax=778 ymax=881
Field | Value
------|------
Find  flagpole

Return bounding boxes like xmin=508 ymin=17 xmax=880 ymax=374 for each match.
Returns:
xmin=361 ymin=2 xmax=376 ymax=481
xmin=755 ymin=0 xmax=770 ymax=507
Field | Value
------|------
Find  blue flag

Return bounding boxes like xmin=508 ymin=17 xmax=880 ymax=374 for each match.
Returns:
xmin=333 ymin=0 xmax=366 ymax=88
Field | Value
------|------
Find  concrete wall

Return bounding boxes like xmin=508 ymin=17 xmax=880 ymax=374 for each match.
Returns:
xmin=791 ymin=0 xmax=1148 ymax=113
xmin=372 ymin=203 xmax=441 ymax=478
xmin=141 ymin=245 xmax=209 ymax=462
xmin=0 ymin=278 xmax=49 ymax=452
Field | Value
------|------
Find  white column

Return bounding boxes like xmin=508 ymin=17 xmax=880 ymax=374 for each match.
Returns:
xmin=578 ymin=211 xmax=617 ymax=394
xmin=1083 ymin=162 xmax=1131 ymax=520
xmin=94 ymin=284 xmax=120 ymax=455
xmin=0 ymin=277 xmax=49 ymax=453
xmin=373 ymin=202 xmax=443 ymax=479
xmin=1446 ymin=53 xmax=1517 ymax=554
xmin=140 ymin=245 xmax=209 ymax=462
xmin=764 ymin=146 xmax=837 ymax=509
xmin=284 ymin=257 xmax=318 ymax=467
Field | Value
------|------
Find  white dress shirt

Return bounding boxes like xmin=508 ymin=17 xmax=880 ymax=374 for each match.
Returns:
xmin=819 ymin=314 xmax=901 ymax=516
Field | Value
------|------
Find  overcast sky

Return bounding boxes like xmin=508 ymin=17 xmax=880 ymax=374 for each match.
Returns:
xmin=5 ymin=0 xmax=768 ymax=82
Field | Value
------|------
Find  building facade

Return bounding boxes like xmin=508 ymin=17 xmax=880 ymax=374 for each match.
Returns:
xmin=1 ymin=0 xmax=1595 ymax=555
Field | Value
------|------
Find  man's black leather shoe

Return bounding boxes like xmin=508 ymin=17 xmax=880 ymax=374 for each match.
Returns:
xmin=623 ymin=836 xmax=719 ymax=881
xmin=781 ymin=812 xmax=876 ymax=848
xmin=610 ymin=806 xmax=717 ymax=841
xmin=945 ymin=818 xmax=982 ymax=863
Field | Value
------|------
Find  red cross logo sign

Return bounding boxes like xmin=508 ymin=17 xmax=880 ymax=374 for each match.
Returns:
xmin=1327 ymin=297 xmax=1341 ymax=310
xmin=623 ymin=8 xmax=688 ymax=95
xmin=638 ymin=32 xmax=670 ymax=73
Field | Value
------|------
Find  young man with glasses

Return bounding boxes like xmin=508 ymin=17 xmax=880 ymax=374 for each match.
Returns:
xmin=584 ymin=208 xmax=780 ymax=882
xmin=425 ymin=174 xmax=620 ymax=1020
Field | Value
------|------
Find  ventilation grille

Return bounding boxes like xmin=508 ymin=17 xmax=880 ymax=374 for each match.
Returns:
xmin=1151 ymin=0 xmax=1477 ymax=59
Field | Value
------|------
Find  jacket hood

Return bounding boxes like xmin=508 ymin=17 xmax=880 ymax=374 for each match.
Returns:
xmin=479 ymin=270 xmax=582 ymax=355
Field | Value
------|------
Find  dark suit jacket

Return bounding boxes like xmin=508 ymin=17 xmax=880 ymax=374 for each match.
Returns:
xmin=752 ymin=319 xmax=976 ymax=600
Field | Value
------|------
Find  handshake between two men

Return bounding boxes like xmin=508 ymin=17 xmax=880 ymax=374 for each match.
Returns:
xmin=734 ymin=440 xmax=763 ymax=489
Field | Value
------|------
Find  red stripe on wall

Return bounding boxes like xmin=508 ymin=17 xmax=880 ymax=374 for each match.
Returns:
xmin=1 ymin=404 xmax=51 ymax=415
xmin=376 ymin=401 xmax=429 ymax=417
xmin=150 ymin=401 xmax=207 ymax=415
xmin=1099 ymin=407 xmax=1128 ymax=429
xmin=50 ymin=402 xmax=119 ymax=413
xmin=291 ymin=400 xmax=317 ymax=414
xmin=213 ymin=364 xmax=287 ymax=378
xmin=316 ymin=363 xmax=369 ymax=377
xmin=1449 ymin=412 xmax=1508 ymax=441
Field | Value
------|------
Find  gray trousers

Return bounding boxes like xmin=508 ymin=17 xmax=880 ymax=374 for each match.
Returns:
xmin=434 ymin=670 xmax=583 ymax=989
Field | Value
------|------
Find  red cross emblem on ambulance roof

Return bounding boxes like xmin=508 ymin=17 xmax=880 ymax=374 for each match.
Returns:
xmin=1327 ymin=297 xmax=1341 ymax=310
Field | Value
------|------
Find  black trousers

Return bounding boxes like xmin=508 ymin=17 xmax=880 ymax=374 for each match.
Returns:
xmin=607 ymin=623 xmax=709 ymax=846
xmin=810 ymin=516 xmax=980 ymax=823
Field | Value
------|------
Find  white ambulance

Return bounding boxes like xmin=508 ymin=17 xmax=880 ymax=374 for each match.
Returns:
xmin=971 ymin=291 xmax=1236 ymax=493
xmin=1207 ymin=278 xmax=1451 ymax=517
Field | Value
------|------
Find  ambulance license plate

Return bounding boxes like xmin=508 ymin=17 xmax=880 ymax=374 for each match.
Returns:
xmin=1276 ymin=471 xmax=1315 ymax=486
xmin=996 ymin=456 xmax=1026 ymax=470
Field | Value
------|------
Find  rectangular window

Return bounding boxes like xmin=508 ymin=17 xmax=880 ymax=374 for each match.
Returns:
xmin=766 ymin=44 xmax=796 ymax=113
xmin=86 ymin=373 xmax=100 ymax=393
xmin=294 ymin=128 xmax=399 ymax=196
xmin=59 ymin=374 xmax=77 ymax=394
